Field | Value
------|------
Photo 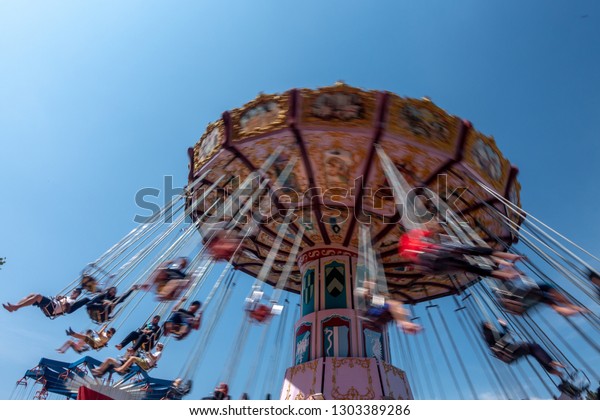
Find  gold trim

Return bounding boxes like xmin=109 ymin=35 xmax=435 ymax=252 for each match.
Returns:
xmin=330 ymin=357 xmax=376 ymax=400
xmin=230 ymin=92 xmax=290 ymax=141
xmin=386 ymin=95 xmax=460 ymax=154
xmin=299 ymin=85 xmax=377 ymax=128
xmin=193 ymin=120 xmax=225 ymax=172
xmin=463 ymin=129 xmax=510 ymax=191
xmin=380 ymin=362 xmax=411 ymax=400
xmin=508 ymin=177 xmax=522 ymax=219
xmin=285 ymin=359 xmax=320 ymax=400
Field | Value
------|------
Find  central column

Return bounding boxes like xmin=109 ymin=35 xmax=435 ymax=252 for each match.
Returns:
xmin=280 ymin=245 xmax=412 ymax=400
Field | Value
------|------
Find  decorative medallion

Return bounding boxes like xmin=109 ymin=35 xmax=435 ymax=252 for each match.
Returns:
xmin=194 ymin=121 xmax=224 ymax=170
xmin=240 ymin=101 xmax=279 ymax=131
xmin=400 ymin=103 xmax=449 ymax=141
xmin=231 ymin=93 xmax=289 ymax=140
xmin=472 ymin=138 xmax=502 ymax=181
xmin=387 ymin=96 xmax=459 ymax=154
xmin=311 ymin=92 xmax=363 ymax=121
xmin=300 ymin=84 xmax=376 ymax=128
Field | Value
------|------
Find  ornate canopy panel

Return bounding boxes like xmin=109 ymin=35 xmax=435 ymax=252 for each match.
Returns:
xmin=187 ymin=83 xmax=521 ymax=303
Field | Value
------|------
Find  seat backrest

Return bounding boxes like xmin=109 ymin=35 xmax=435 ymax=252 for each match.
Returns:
xmin=491 ymin=343 xmax=516 ymax=363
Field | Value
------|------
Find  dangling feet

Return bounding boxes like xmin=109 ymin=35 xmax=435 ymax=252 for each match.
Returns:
xmin=553 ymin=306 xmax=588 ymax=317
xmin=554 ymin=307 xmax=578 ymax=316
xmin=398 ymin=320 xmax=423 ymax=335
xmin=3 ymin=303 xmax=17 ymax=312
xmin=570 ymin=305 xmax=590 ymax=314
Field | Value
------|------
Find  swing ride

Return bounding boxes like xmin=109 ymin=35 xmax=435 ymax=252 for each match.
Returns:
xmin=9 ymin=83 xmax=599 ymax=401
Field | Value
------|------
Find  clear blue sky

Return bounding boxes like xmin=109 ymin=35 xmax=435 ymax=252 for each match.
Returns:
xmin=1 ymin=0 xmax=599 ymax=400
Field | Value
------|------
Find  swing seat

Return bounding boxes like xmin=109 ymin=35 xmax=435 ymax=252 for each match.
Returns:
xmin=40 ymin=305 xmax=59 ymax=320
xmin=177 ymin=379 xmax=193 ymax=395
xmin=83 ymin=335 xmax=105 ymax=350
xmin=491 ymin=341 xmax=518 ymax=363
xmin=142 ymin=363 xmax=157 ymax=372
xmin=143 ymin=267 xmax=171 ymax=292
xmin=495 ymin=286 xmax=542 ymax=315
xmin=166 ymin=380 xmax=193 ymax=400
xmin=248 ymin=304 xmax=272 ymax=323
xmin=145 ymin=264 xmax=189 ymax=300
xmin=139 ymin=339 xmax=158 ymax=353
xmin=207 ymin=237 xmax=240 ymax=261
xmin=154 ymin=280 xmax=170 ymax=297
xmin=170 ymin=322 xmax=197 ymax=340
xmin=152 ymin=270 xmax=170 ymax=284
xmin=156 ymin=279 xmax=190 ymax=302
xmin=87 ymin=307 xmax=110 ymax=324
xmin=169 ymin=324 xmax=187 ymax=337
xmin=492 ymin=350 xmax=516 ymax=364
xmin=558 ymin=380 xmax=585 ymax=398
xmin=557 ymin=370 xmax=590 ymax=399
xmin=364 ymin=303 xmax=394 ymax=326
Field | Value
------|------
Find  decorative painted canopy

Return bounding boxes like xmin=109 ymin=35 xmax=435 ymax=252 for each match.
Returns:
xmin=187 ymin=83 xmax=521 ymax=303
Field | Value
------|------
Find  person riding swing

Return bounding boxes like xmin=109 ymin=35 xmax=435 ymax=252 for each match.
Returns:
xmin=244 ymin=288 xmax=277 ymax=324
xmin=356 ymin=280 xmax=422 ymax=334
xmin=142 ymin=257 xmax=190 ymax=301
xmin=399 ymin=228 xmax=522 ymax=281
xmin=495 ymin=274 xmax=588 ymax=317
xmin=83 ymin=285 xmax=140 ymax=324
xmin=205 ymin=230 xmax=242 ymax=261
xmin=482 ymin=319 xmax=565 ymax=377
xmin=58 ymin=325 xmax=116 ymax=353
xmin=163 ymin=300 xmax=202 ymax=340
xmin=3 ymin=288 xmax=84 ymax=319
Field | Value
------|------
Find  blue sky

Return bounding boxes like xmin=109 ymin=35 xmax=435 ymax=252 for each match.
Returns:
xmin=0 ymin=0 xmax=599 ymax=400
